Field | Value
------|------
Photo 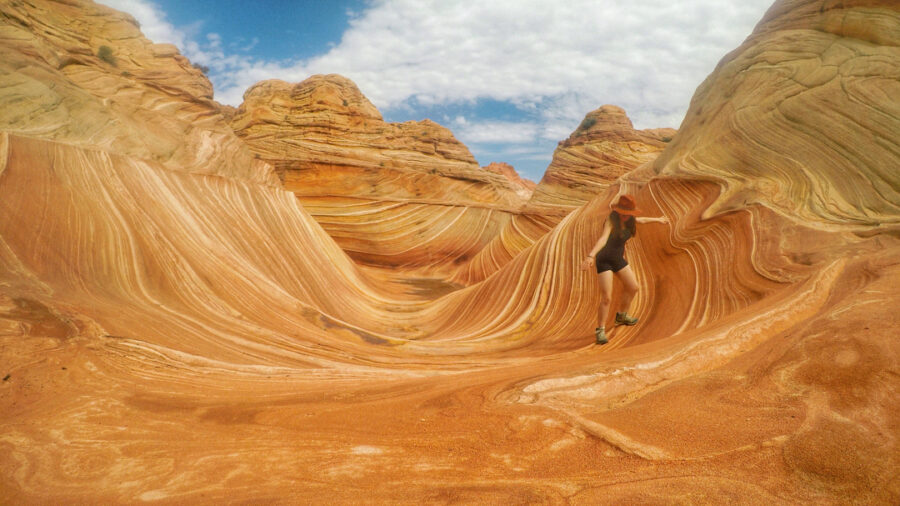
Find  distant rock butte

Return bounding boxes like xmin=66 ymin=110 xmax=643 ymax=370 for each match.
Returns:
xmin=231 ymin=75 xmax=529 ymax=270
xmin=454 ymin=106 xmax=674 ymax=284
xmin=526 ymin=105 xmax=675 ymax=216
xmin=231 ymin=75 xmax=524 ymax=206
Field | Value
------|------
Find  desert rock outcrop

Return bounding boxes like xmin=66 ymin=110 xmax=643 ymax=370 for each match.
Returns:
xmin=527 ymin=105 xmax=674 ymax=216
xmin=482 ymin=161 xmax=536 ymax=199
xmin=230 ymin=75 xmax=528 ymax=271
xmin=0 ymin=0 xmax=274 ymax=185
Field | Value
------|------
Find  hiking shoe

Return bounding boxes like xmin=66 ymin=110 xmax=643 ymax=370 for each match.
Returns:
xmin=595 ymin=327 xmax=608 ymax=345
xmin=615 ymin=312 xmax=638 ymax=326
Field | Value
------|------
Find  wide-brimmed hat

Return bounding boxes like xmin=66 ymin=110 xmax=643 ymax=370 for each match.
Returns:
xmin=612 ymin=194 xmax=641 ymax=216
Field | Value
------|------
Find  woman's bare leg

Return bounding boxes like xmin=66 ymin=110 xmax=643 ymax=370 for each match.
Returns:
xmin=598 ymin=270 xmax=613 ymax=328
xmin=615 ymin=265 xmax=639 ymax=314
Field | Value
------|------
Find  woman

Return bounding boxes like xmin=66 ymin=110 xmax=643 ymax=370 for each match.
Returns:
xmin=580 ymin=194 xmax=668 ymax=345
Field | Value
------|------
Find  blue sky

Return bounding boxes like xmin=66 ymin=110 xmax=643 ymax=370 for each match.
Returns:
xmin=101 ymin=0 xmax=774 ymax=182
xmin=142 ymin=0 xmax=364 ymax=62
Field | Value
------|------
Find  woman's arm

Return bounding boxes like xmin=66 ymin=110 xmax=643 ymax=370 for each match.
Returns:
xmin=635 ymin=216 xmax=669 ymax=224
xmin=580 ymin=219 xmax=611 ymax=271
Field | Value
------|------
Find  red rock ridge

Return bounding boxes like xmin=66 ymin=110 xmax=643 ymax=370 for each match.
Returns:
xmin=526 ymin=105 xmax=675 ymax=216
xmin=648 ymin=0 xmax=900 ymax=229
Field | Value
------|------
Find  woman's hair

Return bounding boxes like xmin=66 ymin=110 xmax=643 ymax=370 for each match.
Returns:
xmin=610 ymin=210 xmax=637 ymax=237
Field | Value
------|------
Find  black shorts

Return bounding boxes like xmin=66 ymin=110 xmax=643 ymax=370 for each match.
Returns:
xmin=596 ymin=254 xmax=628 ymax=273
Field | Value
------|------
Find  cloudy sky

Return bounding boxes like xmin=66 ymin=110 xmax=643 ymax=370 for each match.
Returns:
xmin=101 ymin=0 xmax=774 ymax=181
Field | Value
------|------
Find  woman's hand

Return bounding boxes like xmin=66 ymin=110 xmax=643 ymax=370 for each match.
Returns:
xmin=580 ymin=256 xmax=594 ymax=271
xmin=637 ymin=216 xmax=669 ymax=225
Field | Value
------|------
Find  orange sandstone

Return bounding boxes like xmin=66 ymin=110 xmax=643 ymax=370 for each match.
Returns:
xmin=0 ymin=0 xmax=274 ymax=185
xmin=230 ymin=75 xmax=527 ymax=271
xmin=0 ymin=0 xmax=898 ymax=504
xmin=454 ymin=106 xmax=674 ymax=284
xmin=482 ymin=162 xmax=536 ymax=200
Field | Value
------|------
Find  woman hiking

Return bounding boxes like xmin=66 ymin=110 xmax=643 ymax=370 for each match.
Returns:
xmin=580 ymin=193 xmax=668 ymax=345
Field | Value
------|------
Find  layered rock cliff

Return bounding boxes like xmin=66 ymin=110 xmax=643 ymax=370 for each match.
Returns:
xmin=0 ymin=0 xmax=274 ymax=184
xmin=1 ymin=0 xmax=898 ymax=504
xmin=230 ymin=75 xmax=528 ymax=270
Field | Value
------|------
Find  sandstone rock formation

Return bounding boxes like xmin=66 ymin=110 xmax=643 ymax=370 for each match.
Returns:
xmin=0 ymin=0 xmax=274 ymax=185
xmin=453 ymin=106 xmax=674 ymax=284
xmin=649 ymin=0 xmax=900 ymax=230
xmin=1 ymin=0 xmax=898 ymax=504
xmin=527 ymin=105 xmax=675 ymax=216
xmin=230 ymin=75 xmax=528 ymax=271
xmin=482 ymin=161 xmax=536 ymax=199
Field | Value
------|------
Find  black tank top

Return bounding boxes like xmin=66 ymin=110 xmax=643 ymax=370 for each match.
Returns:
xmin=598 ymin=211 xmax=634 ymax=259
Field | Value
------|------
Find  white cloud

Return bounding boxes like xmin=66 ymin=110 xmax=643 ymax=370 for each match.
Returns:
xmin=241 ymin=37 xmax=260 ymax=52
xmin=101 ymin=0 xmax=186 ymax=48
xmin=207 ymin=0 xmax=771 ymax=130
xmin=455 ymin=121 xmax=540 ymax=144
xmin=99 ymin=0 xmax=259 ymax=86
xmin=99 ymin=0 xmax=773 ymax=174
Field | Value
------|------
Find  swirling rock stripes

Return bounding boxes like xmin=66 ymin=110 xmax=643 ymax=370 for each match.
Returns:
xmin=230 ymin=76 xmax=530 ymax=271
xmin=0 ymin=0 xmax=275 ymax=185
xmin=0 ymin=135 xmax=407 ymax=365
xmin=297 ymin=196 xmax=513 ymax=269
xmin=453 ymin=107 xmax=674 ymax=285
xmin=1 ymin=0 xmax=899 ymax=503
xmin=653 ymin=0 xmax=900 ymax=230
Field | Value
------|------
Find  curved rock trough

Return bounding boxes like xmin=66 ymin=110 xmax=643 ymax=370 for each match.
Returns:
xmin=1 ymin=0 xmax=898 ymax=503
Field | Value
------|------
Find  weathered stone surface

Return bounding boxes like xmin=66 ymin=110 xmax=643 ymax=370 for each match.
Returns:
xmin=231 ymin=75 xmax=527 ymax=270
xmin=0 ymin=0 xmax=274 ymax=184
xmin=650 ymin=0 xmax=900 ymax=230
xmin=0 ymin=0 xmax=898 ymax=504
xmin=482 ymin=162 xmax=536 ymax=199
